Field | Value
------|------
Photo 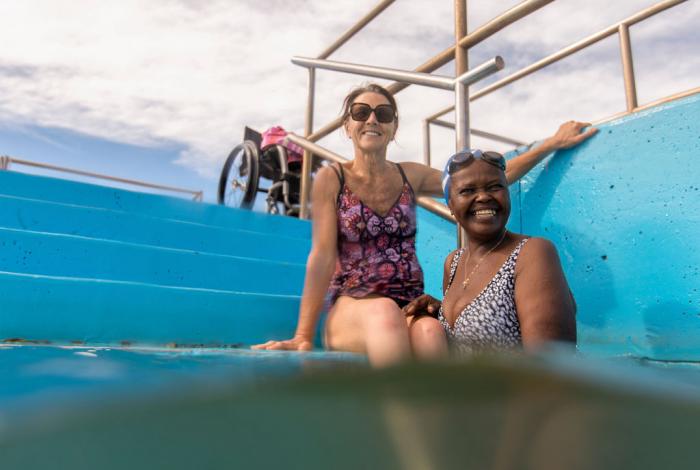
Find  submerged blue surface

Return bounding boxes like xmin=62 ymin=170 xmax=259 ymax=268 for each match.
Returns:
xmin=0 ymin=344 xmax=364 ymax=418
xmin=2 ymin=342 xmax=700 ymax=470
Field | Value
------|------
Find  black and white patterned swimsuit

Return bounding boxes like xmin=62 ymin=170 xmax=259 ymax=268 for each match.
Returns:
xmin=438 ymin=239 xmax=529 ymax=354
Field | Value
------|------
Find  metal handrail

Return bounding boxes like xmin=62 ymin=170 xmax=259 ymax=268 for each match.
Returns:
xmin=433 ymin=121 xmax=527 ymax=146
xmin=421 ymin=0 xmax=687 ymax=167
xmin=427 ymin=0 xmax=687 ymax=121
xmin=0 ymin=155 xmax=204 ymax=201
xmin=292 ymin=57 xmax=457 ymax=90
xmin=294 ymin=0 xmax=692 ymax=221
xmin=293 ymin=54 xmax=504 ymax=221
xmin=316 ymin=0 xmax=396 ymax=60
xmin=293 ymin=56 xmax=504 ymax=92
xmin=305 ymin=0 xmax=553 ymax=144
xmin=285 ymin=133 xmax=453 ymax=222
xmin=295 ymin=0 xmax=553 ymax=220
xmin=593 ymin=86 xmax=700 ymax=126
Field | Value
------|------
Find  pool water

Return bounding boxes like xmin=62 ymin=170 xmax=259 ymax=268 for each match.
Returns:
xmin=2 ymin=343 xmax=699 ymax=470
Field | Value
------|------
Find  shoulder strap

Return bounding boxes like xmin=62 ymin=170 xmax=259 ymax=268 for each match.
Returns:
xmin=444 ymin=249 xmax=464 ymax=294
xmin=395 ymin=162 xmax=409 ymax=184
xmin=395 ymin=163 xmax=416 ymax=195
xmin=329 ymin=163 xmax=345 ymax=204
xmin=507 ymin=238 xmax=531 ymax=277
xmin=329 ymin=163 xmax=344 ymax=186
xmin=510 ymin=238 xmax=530 ymax=261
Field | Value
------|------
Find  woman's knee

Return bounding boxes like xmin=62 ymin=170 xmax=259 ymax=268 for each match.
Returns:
xmin=364 ymin=297 xmax=406 ymax=333
xmin=410 ymin=316 xmax=445 ymax=341
xmin=409 ymin=316 xmax=448 ymax=359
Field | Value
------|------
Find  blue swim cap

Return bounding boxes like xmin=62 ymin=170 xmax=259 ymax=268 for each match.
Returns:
xmin=441 ymin=149 xmax=506 ymax=202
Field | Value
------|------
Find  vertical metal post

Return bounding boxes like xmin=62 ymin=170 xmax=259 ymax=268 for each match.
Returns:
xmin=454 ymin=0 xmax=468 ymax=247
xmin=299 ymin=68 xmax=316 ymax=220
xmin=454 ymin=84 xmax=470 ymax=153
xmin=618 ymin=24 xmax=638 ymax=112
xmin=0 ymin=156 xmax=9 ymax=170
xmin=422 ymin=119 xmax=431 ymax=166
xmin=454 ymin=0 xmax=469 ymax=152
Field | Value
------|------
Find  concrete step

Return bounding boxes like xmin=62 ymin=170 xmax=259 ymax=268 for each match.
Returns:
xmin=0 ymin=227 xmax=305 ymax=295
xmin=0 ymin=194 xmax=310 ymax=264
xmin=0 ymin=170 xmax=311 ymax=238
xmin=0 ymin=270 xmax=300 ymax=346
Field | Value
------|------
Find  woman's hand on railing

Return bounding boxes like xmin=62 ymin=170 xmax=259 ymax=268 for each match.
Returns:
xmin=402 ymin=294 xmax=441 ymax=318
xmin=251 ymin=335 xmax=314 ymax=351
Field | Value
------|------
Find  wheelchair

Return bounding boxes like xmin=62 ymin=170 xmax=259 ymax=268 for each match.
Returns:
xmin=217 ymin=127 xmax=321 ymax=217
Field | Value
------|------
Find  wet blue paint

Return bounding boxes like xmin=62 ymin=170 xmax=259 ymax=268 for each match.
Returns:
xmin=0 ymin=344 xmax=363 ymax=419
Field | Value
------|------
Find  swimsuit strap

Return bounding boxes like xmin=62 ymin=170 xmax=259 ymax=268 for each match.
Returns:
xmin=332 ymin=162 xmax=412 ymax=206
xmin=444 ymin=238 xmax=530 ymax=294
xmin=395 ymin=163 xmax=415 ymax=194
xmin=445 ymin=248 xmax=465 ymax=294
xmin=395 ymin=162 xmax=408 ymax=184
xmin=330 ymin=163 xmax=346 ymax=204
xmin=330 ymin=163 xmax=345 ymax=186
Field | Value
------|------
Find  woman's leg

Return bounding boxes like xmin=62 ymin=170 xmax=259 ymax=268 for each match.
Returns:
xmin=325 ymin=295 xmax=411 ymax=368
xmin=408 ymin=315 xmax=448 ymax=360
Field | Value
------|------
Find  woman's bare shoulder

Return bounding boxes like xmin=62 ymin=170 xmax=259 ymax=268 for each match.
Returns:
xmin=518 ymin=237 xmax=561 ymax=269
xmin=444 ymin=248 xmax=460 ymax=268
xmin=313 ymin=165 xmax=341 ymax=193
xmin=397 ymin=161 xmax=432 ymax=175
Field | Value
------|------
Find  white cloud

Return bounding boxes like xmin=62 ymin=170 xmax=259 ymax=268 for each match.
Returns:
xmin=0 ymin=0 xmax=697 ymax=184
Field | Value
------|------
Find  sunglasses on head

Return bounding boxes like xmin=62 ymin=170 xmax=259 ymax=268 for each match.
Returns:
xmin=349 ymin=103 xmax=396 ymax=123
xmin=447 ymin=149 xmax=506 ymax=174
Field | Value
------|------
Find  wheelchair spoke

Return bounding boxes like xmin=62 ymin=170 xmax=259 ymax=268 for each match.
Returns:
xmin=217 ymin=142 xmax=259 ymax=209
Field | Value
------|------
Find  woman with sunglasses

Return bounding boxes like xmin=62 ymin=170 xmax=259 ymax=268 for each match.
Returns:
xmin=402 ymin=150 xmax=577 ymax=353
xmin=254 ymin=83 xmax=593 ymax=366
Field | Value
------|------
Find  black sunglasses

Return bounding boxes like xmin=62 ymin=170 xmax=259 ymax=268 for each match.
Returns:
xmin=447 ymin=149 xmax=506 ymax=173
xmin=349 ymin=103 xmax=396 ymax=123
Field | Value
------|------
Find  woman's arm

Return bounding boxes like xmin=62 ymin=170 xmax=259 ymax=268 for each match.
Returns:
xmin=402 ymin=121 xmax=598 ymax=196
xmin=505 ymin=121 xmax=597 ymax=184
xmin=514 ymin=238 xmax=577 ymax=348
xmin=398 ymin=162 xmax=443 ymax=198
xmin=252 ymin=166 xmax=339 ymax=350
xmin=402 ymin=249 xmax=456 ymax=318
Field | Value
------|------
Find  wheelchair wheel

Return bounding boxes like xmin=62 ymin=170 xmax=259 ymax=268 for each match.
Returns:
xmin=217 ymin=141 xmax=259 ymax=208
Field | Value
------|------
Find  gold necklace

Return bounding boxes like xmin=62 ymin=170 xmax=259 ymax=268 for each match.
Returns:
xmin=442 ymin=230 xmax=509 ymax=326
xmin=461 ymin=230 xmax=508 ymax=289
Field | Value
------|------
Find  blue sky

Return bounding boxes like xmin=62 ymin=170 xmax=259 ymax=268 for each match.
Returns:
xmin=0 ymin=122 xmax=209 ymax=197
xmin=0 ymin=0 xmax=697 ymax=203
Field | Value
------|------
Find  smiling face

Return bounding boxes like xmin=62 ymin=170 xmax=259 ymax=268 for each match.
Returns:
xmin=344 ymin=92 xmax=397 ymax=154
xmin=447 ymin=159 xmax=510 ymax=240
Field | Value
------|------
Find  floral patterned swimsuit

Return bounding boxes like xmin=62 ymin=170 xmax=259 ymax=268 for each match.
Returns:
xmin=327 ymin=163 xmax=424 ymax=307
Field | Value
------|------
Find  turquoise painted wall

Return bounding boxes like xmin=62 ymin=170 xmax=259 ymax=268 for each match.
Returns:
xmin=519 ymin=94 xmax=700 ymax=359
xmin=498 ymin=93 xmax=699 ymax=359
